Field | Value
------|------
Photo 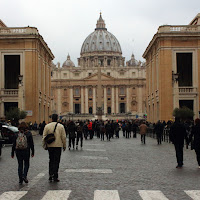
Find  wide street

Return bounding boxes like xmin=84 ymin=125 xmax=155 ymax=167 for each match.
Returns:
xmin=0 ymin=132 xmax=200 ymax=200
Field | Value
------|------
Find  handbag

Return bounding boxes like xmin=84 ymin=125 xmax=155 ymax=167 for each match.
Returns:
xmin=44 ymin=123 xmax=58 ymax=144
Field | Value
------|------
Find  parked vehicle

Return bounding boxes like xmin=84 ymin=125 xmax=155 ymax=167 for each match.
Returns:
xmin=1 ymin=125 xmax=19 ymax=144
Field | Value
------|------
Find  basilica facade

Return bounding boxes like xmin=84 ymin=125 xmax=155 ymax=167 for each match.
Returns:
xmin=51 ymin=14 xmax=146 ymax=120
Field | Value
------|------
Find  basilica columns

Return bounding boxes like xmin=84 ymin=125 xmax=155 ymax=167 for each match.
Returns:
xmin=93 ymin=87 xmax=96 ymax=114
xmin=85 ymin=87 xmax=88 ymax=113
xmin=104 ymin=87 xmax=107 ymax=114
xmin=69 ymin=87 xmax=73 ymax=113
xmin=138 ymin=85 xmax=143 ymax=114
xmin=126 ymin=87 xmax=130 ymax=113
xmin=81 ymin=87 xmax=84 ymax=113
xmin=112 ymin=87 xmax=115 ymax=113
xmin=116 ymin=87 xmax=119 ymax=113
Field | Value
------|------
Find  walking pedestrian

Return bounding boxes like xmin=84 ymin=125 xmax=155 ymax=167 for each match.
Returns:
xmin=67 ymin=120 xmax=76 ymax=150
xmin=100 ymin=122 xmax=105 ymax=141
xmin=105 ymin=121 xmax=112 ymax=141
xmin=11 ymin=122 xmax=34 ymax=184
xmin=42 ymin=114 xmax=66 ymax=182
xmin=139 ymin=121 xmax=147 ymax=144
xmin=132 ymin=121 xmax=138 ymax=138
xmin=76 ymin=121 xmax=83 ymax=149
xmin=169 ymin=117 xmax=187 ymax=169
xmin=154 ymin=120 xmax=164 ymax=145
xmin=188 ymin=118 xmax=200 ymax=168
xmin=39 ymin=121 xmax=46 ymax=135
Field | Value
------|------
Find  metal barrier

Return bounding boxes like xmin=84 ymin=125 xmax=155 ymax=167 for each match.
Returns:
xmin=146 ymin=127 xmax=171 ymax=143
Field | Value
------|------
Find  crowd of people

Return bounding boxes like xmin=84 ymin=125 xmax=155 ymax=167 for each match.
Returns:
xmin=4 ymin=115 xmax=200 ymax=185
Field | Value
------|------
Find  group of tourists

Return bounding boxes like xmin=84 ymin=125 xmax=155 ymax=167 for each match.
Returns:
xmin=8 ymin=115 xmax=200 ymax=185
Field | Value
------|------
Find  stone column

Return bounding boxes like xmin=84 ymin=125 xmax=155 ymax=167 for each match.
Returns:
xmin=93 ymin=87 xmax=96 ymax=114
xmin=138 ymin=85 xmax=143 ymax=114
xmin=85 ymin=87 xmax=88 ymax=114
xmin=81 ymin=87 xmax=84 ymax=114
xmin=69 ymin=87 xmax=73 ymax=113
xmin=126 ymin=87 xmax=130 ymax=113
xmin=18 ymin=83 xmax=24 ymax=111
xmin=104 ymin=87 xmax=107 ymax=114
xmin=0 ymin=100 xmax=4 ymax=117
xmin=112 ymin=87 xmax=115 ymax=114
xmin=116 ymin=87 xmax=119 ymax=114
xmin=57 ymin=88 xmax=62 ymax=114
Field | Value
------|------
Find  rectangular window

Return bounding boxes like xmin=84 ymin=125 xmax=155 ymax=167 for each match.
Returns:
xmin=107 ymin=72 xmax=110 ymax=76
xmin=4 ymin=55 xmax=20 ymax=89
xmin=176 ymin=53 xmax=192 ymax=86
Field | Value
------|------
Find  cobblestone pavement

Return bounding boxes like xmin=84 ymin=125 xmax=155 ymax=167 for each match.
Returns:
xmin=0 ymin=132 xmax=200 ymax=200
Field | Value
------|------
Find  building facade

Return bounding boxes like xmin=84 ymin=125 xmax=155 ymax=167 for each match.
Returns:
xmin=51 ymin=14 xmax=146 ymax=120
xmin=143 ymin=14 xmax=200 ymax=122
xmin=0 ymin=20 xmax=54 ymax=123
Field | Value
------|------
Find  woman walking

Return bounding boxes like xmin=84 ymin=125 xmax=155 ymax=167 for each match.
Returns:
xmin=11 ymin=122 xmax=34 ymax=184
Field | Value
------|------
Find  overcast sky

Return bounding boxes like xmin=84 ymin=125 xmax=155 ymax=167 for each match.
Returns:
xmin=1 ymin=0 xmax=200 ymax=66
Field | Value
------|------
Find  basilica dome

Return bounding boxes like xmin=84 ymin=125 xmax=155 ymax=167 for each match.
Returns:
xmin=62 ymin=54 xmax=75 ymax=68
xmin=81 ymin=14 xmax=122 ymax=54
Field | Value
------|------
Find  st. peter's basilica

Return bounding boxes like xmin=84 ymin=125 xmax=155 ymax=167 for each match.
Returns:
xmin=51 ymin=14 xmax=146 ymax=120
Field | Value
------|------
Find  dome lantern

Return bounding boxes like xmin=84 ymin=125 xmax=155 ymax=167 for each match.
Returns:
xmin=95 ymin=13 xmax=107 ymax=30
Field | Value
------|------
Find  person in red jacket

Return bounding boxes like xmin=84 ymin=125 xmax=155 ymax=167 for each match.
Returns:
xmin=87 ymin=120 xmax=93 ymax=139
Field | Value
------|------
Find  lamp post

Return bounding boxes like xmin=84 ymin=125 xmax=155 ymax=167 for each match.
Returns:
xmin=172 ymin=71 xmax=179 ymax=83
xmin=172 ymin=71 xmax=179 ymax=110
xmin=18 ymin=75 xmax=23 ymax=110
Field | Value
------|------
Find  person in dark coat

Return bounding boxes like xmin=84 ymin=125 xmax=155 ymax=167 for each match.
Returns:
xmin=83 ymin=122 xmax=88 ymax=140
xmin=67 ymin=121 xmax=76 ymax=150
xmin=169 ymin=117 xmax=187 ymax=168
xmin=39 ymin=121 xmax=46 ymax=135
xmin=188 ymin=118 xmax=200 ymax=168
xmin=11 ymin=122 xmax=34 ymax=184
xmin=100 ymin=122 xmax=105 ymax=141
xmin=132 ymin=121 xmax=138 ymax=138
xmin=154 ymin=120 xmax=164 ymax=145
xmin=76 ymin=121 xmax=83 ymax=149
xmin=105 ymin=121 xmax=112 ymax=141
xmin=126 ymin=122 xmax=132 ymax=138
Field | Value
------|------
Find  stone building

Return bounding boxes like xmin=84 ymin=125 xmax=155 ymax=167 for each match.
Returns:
xmin=51 ymin=14 xmax=146 ymax=120
xmin=143 ymin=13 xmax=200 ymax=122
xmin=0 ymin=20 xmax=54 ymax=123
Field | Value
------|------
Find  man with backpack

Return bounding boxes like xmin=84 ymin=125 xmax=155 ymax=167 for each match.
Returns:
xmin=11 ymin=122 xmax=34 ymax=185
xmin=42 ymin=114 xmax=66 ymax=182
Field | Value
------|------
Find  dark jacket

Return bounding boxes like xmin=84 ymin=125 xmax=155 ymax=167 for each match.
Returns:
xmin=188 ymin=124 xmax=200 ymax=150
xmin=11 ymin=131 xmax=34 ymax=157
xmin=169 ymin=122 xmax=187 ymax=145
xmin=67 ymin=121 xmax=76 ymax=138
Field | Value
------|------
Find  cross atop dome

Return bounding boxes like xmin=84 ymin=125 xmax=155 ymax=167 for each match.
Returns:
xmin=95 ymin=13 xmax=107 ymax=30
